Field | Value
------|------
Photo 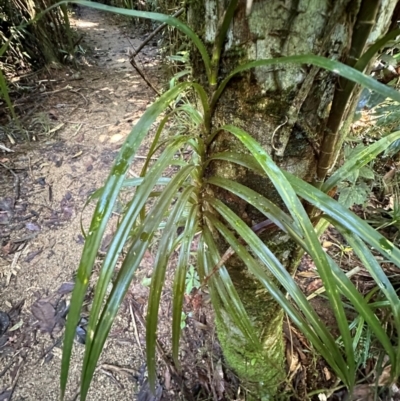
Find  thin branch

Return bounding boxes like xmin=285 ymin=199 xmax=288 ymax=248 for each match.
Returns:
xmin=131 ymin=8 xmax=184 ymax=58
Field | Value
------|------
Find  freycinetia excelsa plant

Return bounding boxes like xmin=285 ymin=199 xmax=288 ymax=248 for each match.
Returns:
xmin=20 ymin=1 xmax=400 ymax=399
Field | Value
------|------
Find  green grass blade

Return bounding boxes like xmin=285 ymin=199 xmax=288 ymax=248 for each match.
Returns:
xmin=61 ymin=83 xmax=192 ymax=398
xmin=172 ymin=205 xmax=199 ymax=367
xmin=147 ymin=185 xmax=195 ymax=389
xmin=0 ymin=37 xmax=12 ymax=58
xmin=80 ymin=165 xmax=194 ymax=400
xmin=323 ymin=130 xmax=400 ymax=192
xmin=212 ymin=55 xmax=400 ymax=110
xmin=222 ymin=125 xmax=355 ymax=381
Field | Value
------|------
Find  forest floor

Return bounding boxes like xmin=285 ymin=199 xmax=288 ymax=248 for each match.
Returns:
xmin=0 ymin=7 xmax=225 ymax=401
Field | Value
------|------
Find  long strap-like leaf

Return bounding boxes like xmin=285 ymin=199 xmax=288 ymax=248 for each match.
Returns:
xmin=221 ymin=125 xmax=355 ymax=382
xmin=82 ymin=136 xmax=193 ymax=386
xmin=80 ymin=166 xmax=194 ymax=400
xmin=204 ymin=203 xmax=349 ymax=383
xmin=147 ymin=185 xmax=196 ymax=390
xmin=211 ymin=55 xmax=400 ymax=110
xmin=323 ymin=130 xmax=400 ymax=192
xmin=202 ymin=222 xmax=262 ymax=347
xmin=207 ymin=176 xmax=396 ymax=368
xmin=61 ymin=82 xmax=195 ymax=398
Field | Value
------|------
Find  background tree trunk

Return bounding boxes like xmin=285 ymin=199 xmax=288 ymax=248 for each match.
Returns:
xmin=188 ymin=0 xmax=398 ymax=398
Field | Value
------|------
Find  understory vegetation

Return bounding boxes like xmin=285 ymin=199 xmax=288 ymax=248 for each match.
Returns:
xmin=3 ymin=1 xmax=400 ymax=400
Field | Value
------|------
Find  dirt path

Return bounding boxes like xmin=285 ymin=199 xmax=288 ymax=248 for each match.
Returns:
xmin=0 ymin=7 xmax=166 ymax=400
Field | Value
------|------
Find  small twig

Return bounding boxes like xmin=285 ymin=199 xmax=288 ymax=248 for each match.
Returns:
xmin=99 ymin=368 xmax=124 ymax=389
xmin=128 ymin=57 xmax=161 ymax=96
xmin=36 ymin=335 xmax=63 ymax=363
xmin=40 ymin=85 xmax=72 ymax=95
xmin=130 ymin=8 xmax=184 ymax=58
xmin=0 ymin=359 xmax=16 ymax=379
xmin=100 ymin=363 xmax=137 ymax=376
xmin=7 ymin=360 xmax=22 ymax=400
xmin=271 ymin=116 xmax=288 ymax=152
xmin=0 ymin=143 xmax=14 ymax=152
xmin=7 ymin=249 xmax=22 ymax=286
xmin=134 ymin=155 xmax=158 ymax=160
xmin=69 ymin=88 xmax=88 ymax=106
xmin=71 ymin=123 xmax=83 ymax=138
xmin=129 ymin=301 xmax=143 ymax=357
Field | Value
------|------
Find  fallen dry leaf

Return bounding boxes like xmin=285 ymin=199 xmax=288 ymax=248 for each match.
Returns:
xmin=31 ymin=298 xmax=57 ymax=333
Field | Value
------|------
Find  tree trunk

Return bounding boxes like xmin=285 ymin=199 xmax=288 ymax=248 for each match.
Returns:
xmin=188 ymin=0 xmax=398 ymax=399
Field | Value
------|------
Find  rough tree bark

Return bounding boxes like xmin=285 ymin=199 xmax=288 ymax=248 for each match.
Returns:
xmin=187 ymin=0 xmax=398 ymax=399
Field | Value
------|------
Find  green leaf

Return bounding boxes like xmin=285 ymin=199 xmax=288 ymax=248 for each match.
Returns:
xmin=122 ymin=177 xmax=172 ymax=188
xmin=353 ymin=28 xmax=400 ymax=75
xmin=82 ymin=135 xmax=192 ymax=389
xmin=207 ymin=176 xmax=395 ymax=369
xmin=211 ymin=55 xmax=400 ymax=110
xmin=331 ymin=221 xmax=400 ymax=374
xmin=169 ymin=69 xmax=192 ymax=88
xmin=208 ymin=151 xmax=399 ymax=365
xmin=202 ymin=225 xmax=261 ymax=348
xmin=204 ymin=199 xmax=349 ymax=383
xmin=61 ymin=82 xmax=194 ymax=399
xmin=338 ymin=186 xmax=355 ymax=208
xmin=80 ymin=165 xmax=194 ymax=400
xmin=359 ymin=166 xmax=375 ymax=180
xmin=0 ymin=67 xmax=17 ymax=120
xmin=286 ymin=173 xmax=400 ymax=268
xmin=197 ymin=231 xmax=223 ymax=323
xmin=384 ymin=138 xmax=400 ymax=158
xmin=172 ymin=204 xmax=199 ymax=367
xmin=221 ymin=125 xmax=355 ymax=383
xmin=323 ymin=130 xmax=400 ymax=192
xmin=147 ymin=184 xmax=195 ymax=390
xmin=207 ymin=175 xmax=302 ymax=240
xmin=185 ymin=265 xmax=200 ymax=294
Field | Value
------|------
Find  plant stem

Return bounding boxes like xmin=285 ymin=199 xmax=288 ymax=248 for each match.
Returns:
xmin=315 ymin=0 xmax=380 ymax=186
xmin=210 ymin=0 xmax=239 ymax=87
